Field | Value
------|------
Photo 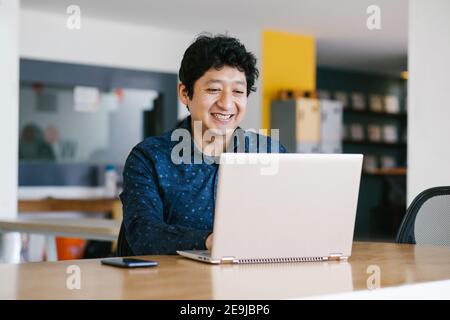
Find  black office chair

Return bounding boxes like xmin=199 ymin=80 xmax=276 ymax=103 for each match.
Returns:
xmin=396 ymin=186 xmax=450 ymax=245
xmin=117 ymin=222 xmax=135 ymax=257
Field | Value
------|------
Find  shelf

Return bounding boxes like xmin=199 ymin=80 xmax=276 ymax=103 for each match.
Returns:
xmin=364 ymin=168 xmax=407 ymax=176
xmin=344 ymin=109 xmax=407 ymax=120
xmin=343 ymin=140 xmax=406 ymax=148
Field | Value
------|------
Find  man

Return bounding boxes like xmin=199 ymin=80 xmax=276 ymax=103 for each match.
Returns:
xmin=120 ymin=34 xmax=286 ymax=255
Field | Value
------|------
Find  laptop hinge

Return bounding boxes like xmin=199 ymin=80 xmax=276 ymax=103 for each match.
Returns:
xmin=328 ymin=253 xmax=346 ymax=261
xmin=220 ymin=256 xmax=236 ymax=264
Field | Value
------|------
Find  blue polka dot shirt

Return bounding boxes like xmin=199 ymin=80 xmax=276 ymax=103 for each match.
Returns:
xmin=120 ymin=116 xmax=287 ymax=255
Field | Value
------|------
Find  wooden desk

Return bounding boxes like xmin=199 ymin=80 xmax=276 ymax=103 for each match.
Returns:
xmin=18 ymin=198 xmax=123 ymax=221
xmin=0 ymin=218 xmax=121 ymax=261
xmin=1 ymin=242 xmax=450 ymax=299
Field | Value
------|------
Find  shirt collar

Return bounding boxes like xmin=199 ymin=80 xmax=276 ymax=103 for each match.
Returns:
xmin=176 ymin=115 xmax=244 ymax=153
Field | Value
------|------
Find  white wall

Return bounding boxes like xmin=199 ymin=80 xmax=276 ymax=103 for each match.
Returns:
xmin=20 ymin=9 xmax=194 ymax=73
xmin=0 ymin=0 xmax=21 ymax=263
xmin=408 ymin=0 xmax=450 ymax=204
xmin=19 ymin=9 xmax=263 ymax=129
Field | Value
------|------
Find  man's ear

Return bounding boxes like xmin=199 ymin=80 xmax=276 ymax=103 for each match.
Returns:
xmin=178 ymin=83 xmax=190 ymax=106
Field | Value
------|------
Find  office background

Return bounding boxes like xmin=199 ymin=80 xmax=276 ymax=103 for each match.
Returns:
xmin=1 ymin=0 xmax=450 ymax=263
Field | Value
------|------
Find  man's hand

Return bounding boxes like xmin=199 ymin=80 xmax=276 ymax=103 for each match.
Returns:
xmin=205 ymin=233 xmax=213 ymax=251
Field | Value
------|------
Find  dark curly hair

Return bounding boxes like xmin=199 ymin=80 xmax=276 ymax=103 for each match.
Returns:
xmin=179 ymin=33 xmax=259 ymax=99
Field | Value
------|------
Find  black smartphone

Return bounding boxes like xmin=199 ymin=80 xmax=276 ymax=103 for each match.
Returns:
xmin=101 ymin=258 xmax=158 ymax=268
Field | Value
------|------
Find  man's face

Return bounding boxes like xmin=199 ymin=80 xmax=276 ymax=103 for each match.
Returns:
xmin=178 ymin=65 xmax=247 ymax=136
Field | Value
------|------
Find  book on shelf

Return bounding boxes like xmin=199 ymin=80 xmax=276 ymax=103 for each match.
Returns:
xmin=351 ymin=92 xmax=366 ymax=111
xmin=383 ymin=125 xmax=398 ymax=143
xmin=333 ymin=91 xmax=349 ymax=109
xmin=367 ymin=124 xmax=382 ymax=142
xmin=380 ymin=155 xmax=397 ymax=169
xmin=369 ymin=94 xmax=384 ymax=112
xmin=384 ymin=95 xmax=400 ymax=114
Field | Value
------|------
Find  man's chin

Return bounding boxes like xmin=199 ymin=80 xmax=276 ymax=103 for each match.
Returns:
xmin=202 ymin=119 xmax=231 ymax=133
xmin=206 ymin=127 xmax=229 ymax=137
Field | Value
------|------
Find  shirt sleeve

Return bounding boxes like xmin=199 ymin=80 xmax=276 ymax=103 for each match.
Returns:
xmin=278 ymin=142 xmax=288 ymax=153
xmin=120 ymin=146 xmax=212 ymax=255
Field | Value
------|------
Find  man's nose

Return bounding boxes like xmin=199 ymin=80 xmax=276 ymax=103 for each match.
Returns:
xmin=217 ymin=91 xmax=234 ymax=110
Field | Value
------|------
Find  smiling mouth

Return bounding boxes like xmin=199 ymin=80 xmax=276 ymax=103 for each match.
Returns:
xmin=211 ymin=113 xmax=234 ymax=121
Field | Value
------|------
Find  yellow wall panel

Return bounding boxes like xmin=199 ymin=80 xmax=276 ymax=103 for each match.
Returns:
xmin=262 ymin=30 xmax=316 ymax=129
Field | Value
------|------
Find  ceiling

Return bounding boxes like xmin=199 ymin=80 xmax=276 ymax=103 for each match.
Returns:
xmin=21 ymin=0 xmax=408 ymax=76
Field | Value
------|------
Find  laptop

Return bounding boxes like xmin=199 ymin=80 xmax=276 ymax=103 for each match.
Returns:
xmin=177 ymin=153 xmax=363 ymax=264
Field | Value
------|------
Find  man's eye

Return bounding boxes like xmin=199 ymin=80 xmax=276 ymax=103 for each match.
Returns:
xmin=207 ymin=88 xmax=220 ymax=93
xmin=234 ymin=90 xmax=244 ymax=95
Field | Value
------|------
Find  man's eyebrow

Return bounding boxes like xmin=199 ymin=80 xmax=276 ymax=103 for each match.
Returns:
xmin=205 ymin=79 xmax=246 ymax=86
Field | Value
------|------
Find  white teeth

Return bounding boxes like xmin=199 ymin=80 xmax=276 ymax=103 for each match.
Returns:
xmin=212 ymin=113 xmax=232 ymax=120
